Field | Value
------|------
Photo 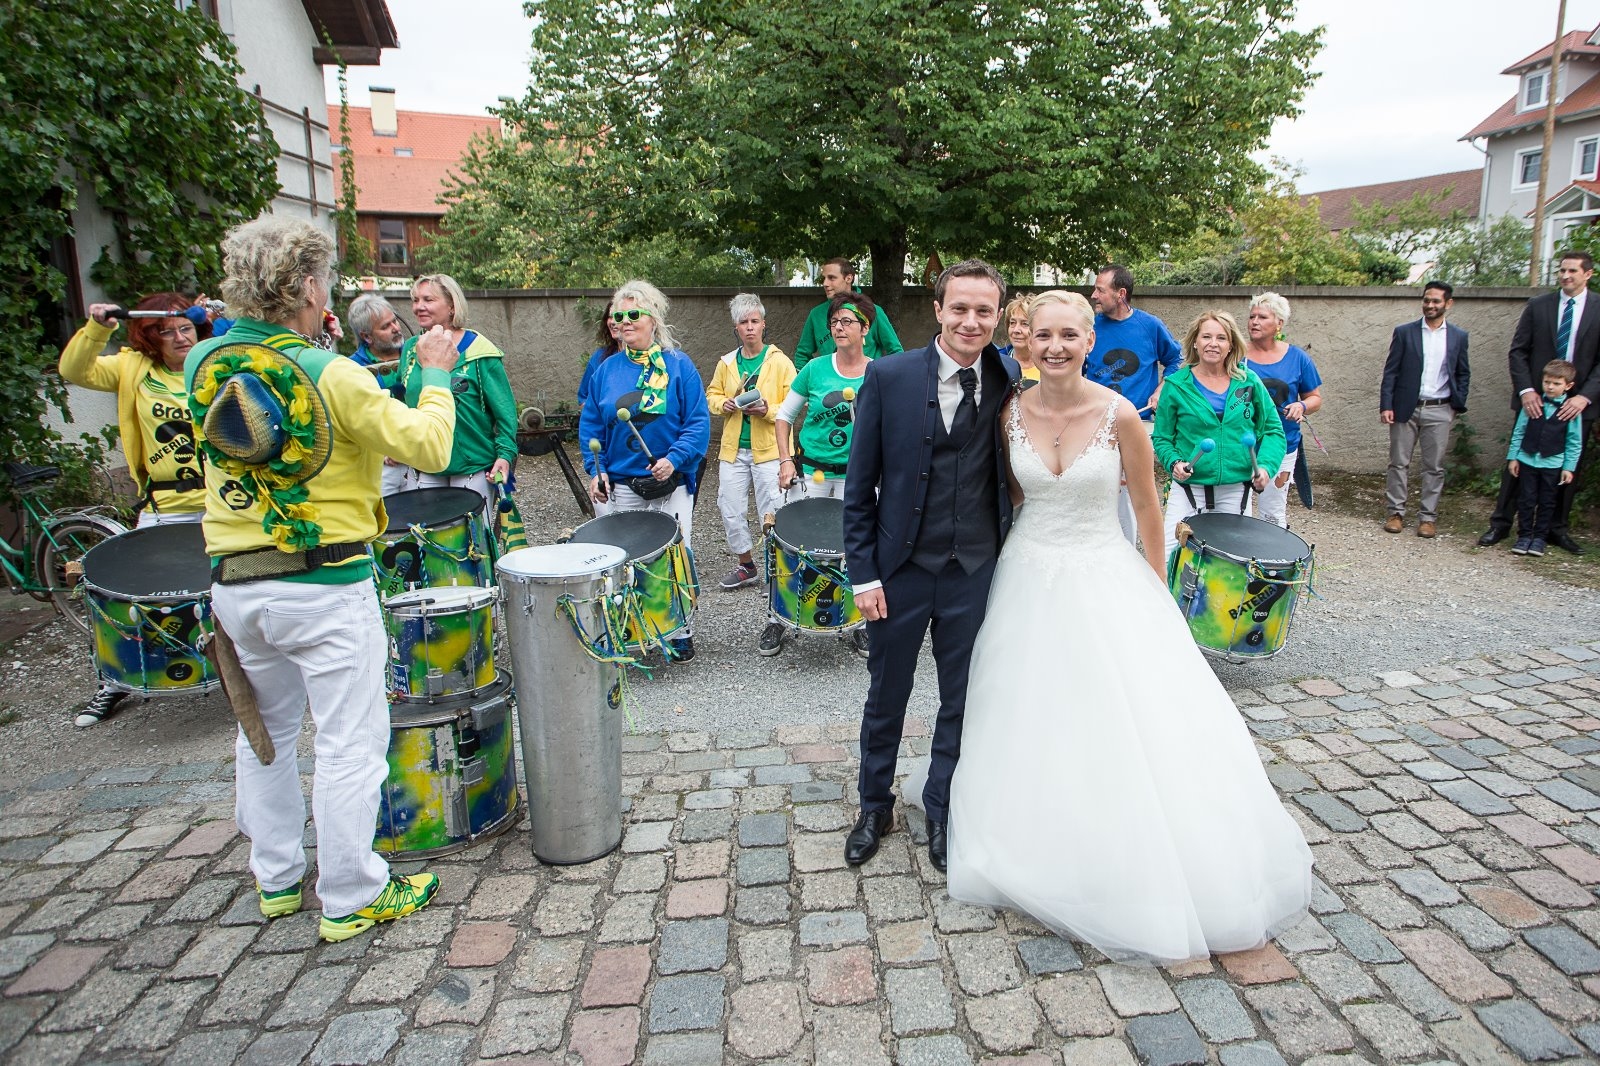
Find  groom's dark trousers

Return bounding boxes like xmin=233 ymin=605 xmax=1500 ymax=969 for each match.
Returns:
xmin=843 ymin=341 xmax=1018 ymax=824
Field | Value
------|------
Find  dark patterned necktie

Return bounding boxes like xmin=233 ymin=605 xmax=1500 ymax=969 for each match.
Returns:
xmin=1558 ymin=296 xmax=1575 ymax=362
xmin=950 ymin=367 xmax=978 ymax=446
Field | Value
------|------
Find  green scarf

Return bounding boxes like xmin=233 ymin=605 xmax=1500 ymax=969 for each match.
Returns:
xmin=629 ymin=343 xmax=669 ymax=415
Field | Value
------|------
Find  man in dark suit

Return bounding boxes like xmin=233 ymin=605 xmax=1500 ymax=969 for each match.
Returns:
xmin=1480 ymin=251 xmax=1600 ymax=553
xmin=841 ymin=259 xmax=1020 ymax=872
xmin=1380 ymin=280 xmax=1470 ymax=538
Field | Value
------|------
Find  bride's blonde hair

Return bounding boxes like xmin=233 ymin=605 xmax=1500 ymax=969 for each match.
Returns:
xmin=1026 ymin=289 xmax=1094 ymax=332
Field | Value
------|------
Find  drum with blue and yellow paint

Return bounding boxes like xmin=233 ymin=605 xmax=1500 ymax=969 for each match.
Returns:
xmin=383 ymin=585 xmax=497 ymax=701
xmin=376 ymin=672 xmax=521 ymax=858
xmin=569 ymin=510 xmax=696 ymax=651
xmin=767 ymin=497 xmax=861 ymax=634
xmin=373 ymin=487 xmax=492 ymax=599
xmin=80 ymin=524 xmax=218 ymax=695
xmin=1168 ymin=512 xmax=1313 ymax=662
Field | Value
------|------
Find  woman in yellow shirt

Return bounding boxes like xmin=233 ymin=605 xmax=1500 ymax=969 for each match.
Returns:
xmin=59 ymin=293 xmax=207 ymax=525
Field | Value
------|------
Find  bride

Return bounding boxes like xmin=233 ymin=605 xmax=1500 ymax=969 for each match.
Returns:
xmin=945 ymin=290 xmax=1313 ymax=963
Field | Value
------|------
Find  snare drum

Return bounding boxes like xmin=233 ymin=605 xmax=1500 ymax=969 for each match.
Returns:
xmin=80 ymin=525 xmax=218 ymax=695
xmin=384 ymin=586 xmax=498 ymax=701
xmin=373 ymin=488 xmax=492 ymax=599
xmin=569 ymin=510 xmax=697 ymax=650
xmin=1168 ymin=512 xmax=1313 ymax=661
xmin=767 ymin=497 xmax=861 ymax=633
xmin=376 ymin=672 xmax=521 ymax=858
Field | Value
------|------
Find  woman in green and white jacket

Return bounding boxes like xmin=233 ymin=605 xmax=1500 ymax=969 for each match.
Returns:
xmin=1151 ymin=310 xmax=1286 ymax=559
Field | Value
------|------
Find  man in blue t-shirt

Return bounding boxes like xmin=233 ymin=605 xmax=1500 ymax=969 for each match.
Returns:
xmin=1087 ymin=264 xmax=1182 ymax=544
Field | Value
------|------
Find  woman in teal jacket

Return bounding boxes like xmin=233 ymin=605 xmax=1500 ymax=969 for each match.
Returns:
xmin=1152 ymin=310 xmax=1286 ymax=558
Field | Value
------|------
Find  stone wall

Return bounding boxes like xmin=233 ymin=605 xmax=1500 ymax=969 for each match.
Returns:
xmin=381 ymin=285 xmax=1537 ymax=475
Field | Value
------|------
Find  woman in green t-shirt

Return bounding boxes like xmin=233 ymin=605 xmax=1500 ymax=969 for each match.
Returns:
xmin=776 ymin=292 xmax=874 ymax=501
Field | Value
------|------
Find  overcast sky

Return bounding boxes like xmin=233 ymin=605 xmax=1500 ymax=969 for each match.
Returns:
xmin=328 ymin=0 xmax=1600 ymax=194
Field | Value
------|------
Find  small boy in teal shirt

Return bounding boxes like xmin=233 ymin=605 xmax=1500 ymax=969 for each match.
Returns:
xmin=1507 ymin=359 xmax=1585 ymax=557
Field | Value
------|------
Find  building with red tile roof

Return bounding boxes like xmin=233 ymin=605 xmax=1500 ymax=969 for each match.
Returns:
xmin=1305 ymin=170 xmax=1481 ymax=234
xmin=329 ymin=93 xmax=499 ymax=276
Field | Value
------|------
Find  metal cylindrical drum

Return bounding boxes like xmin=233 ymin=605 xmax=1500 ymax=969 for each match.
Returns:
xmin=497 ymin=543 xmax=629 ymax=865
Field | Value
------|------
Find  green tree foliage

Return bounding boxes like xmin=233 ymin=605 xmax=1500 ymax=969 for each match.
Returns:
xmin=1432 ymin=216 xmax=1534 ymax=288
xmin=1 ymin=1 xmax=279 ymax=484
xmin=464 ymin=0 xmax=1319 ymax=319
xmin=1238 ymin=172 xmax=1364 ymax=287
xmin=1346 ymin=187 xmax=1471 ymax=266
xmin=1130 ymin=225 xmax=1246 ymax=286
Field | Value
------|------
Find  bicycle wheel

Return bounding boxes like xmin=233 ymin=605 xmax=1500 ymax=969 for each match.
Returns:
xmin=35 ymin=515 xmax=127 ymax=638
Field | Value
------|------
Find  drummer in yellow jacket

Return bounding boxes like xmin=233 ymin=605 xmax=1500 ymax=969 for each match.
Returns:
xmin=706 ymin=294 xmax=796 ymax=590
xmin=185 ymin=217 xmax=458 ymax=946
xmin=59 ymin=292 xmax=209 ymax=526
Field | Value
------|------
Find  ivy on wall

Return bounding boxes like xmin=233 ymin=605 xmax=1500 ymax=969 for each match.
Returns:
xmin=0 ymin=1 xmax=280 ymax=486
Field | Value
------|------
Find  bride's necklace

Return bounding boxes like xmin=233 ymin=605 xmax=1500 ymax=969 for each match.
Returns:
xmin=1033 ymin=396 xmax=1079 ymax=449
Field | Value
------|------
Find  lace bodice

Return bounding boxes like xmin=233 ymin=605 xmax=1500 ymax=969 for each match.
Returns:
xmin=1004 ymin=395 xmax=1129 ymax=579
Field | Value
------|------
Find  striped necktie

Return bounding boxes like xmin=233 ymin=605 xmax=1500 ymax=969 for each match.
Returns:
xmin=1557 ymin=296 xmax=1575 ymax=362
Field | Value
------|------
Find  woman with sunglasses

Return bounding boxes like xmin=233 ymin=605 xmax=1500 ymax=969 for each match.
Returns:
xmin=394 ymin=273 xmax=518 ymax=517
xmin=60 ymin=292 xmax=211 ymax=527
xmin=580 ymin=281 xmax=711 ymax=652
xmin=706 ymin=293 xmax=796 ymax=590
xmin=776 ymin=292 xmax=874 ymax=502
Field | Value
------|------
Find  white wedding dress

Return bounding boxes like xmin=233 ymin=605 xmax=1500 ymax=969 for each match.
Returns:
xmin=946 ymin=396 xmax=1313 ymax=963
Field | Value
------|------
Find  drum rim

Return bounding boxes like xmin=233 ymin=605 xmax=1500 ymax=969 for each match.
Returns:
xmin=81 ymin=579 xmax=212 ymax=604
xmin=496 ymin=542 xmax=628 ymax=579
xmin=1182 ymin=513 xmax=1311 ymax=568
xmin=772 ymin=496 xmax=846 ymax=555
xmin=380 ymin=486 xmax=487 ymax=532
xmin=80 ymin=524 xmax=212 ymax=599
xmin=388 ymin=671 xmax=512 ymax=723
xmin=570 ymin=510 xmax=679 ymax=563
xmin=384 ymin=586 xmax=499 ymax=613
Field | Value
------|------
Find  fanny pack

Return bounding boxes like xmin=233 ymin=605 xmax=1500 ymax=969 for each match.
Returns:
xmin=626 ymin=472 xmax=681 ymax=501
xmin=213 ymin=542 xmax=370 ymax=585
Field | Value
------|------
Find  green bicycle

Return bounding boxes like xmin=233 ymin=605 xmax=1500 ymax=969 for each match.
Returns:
xmin=2 ymin=462 xmax=128 ymax=638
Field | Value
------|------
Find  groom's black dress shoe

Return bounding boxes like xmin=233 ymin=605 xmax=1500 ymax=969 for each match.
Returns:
xmin=844 ymin=808 xmax=892 ymax=866
xmin=928 ymin=820 xmax=948 ymax=872
xmin=1478 ymin=526 xmax=1510 ymax=547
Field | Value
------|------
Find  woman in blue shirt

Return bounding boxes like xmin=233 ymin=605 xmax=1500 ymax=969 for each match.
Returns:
xmin=1244 ymin=292 xmax=1323 ymax=529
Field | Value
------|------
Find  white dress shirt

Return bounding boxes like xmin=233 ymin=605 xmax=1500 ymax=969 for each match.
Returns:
xmin=1418 ymin=318 xmax=1450 ymax=400
xmin=934 ymin=338 xmax=983 ymax=432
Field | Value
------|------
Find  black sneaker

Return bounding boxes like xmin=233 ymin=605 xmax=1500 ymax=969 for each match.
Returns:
xmin=758 ymin=622 xmax=786 ymax=656
xmin=667 ymin=636 xmax=695 ymax=662
xmin=1527 ymin=539 xmax=1547 ymax=558
xmin=850 ymin=628 xmax=869 ymax=657
xmin=76 ymin=688 xmax=128 ymax=728
xmin=1511 ymin=538 xmax=1532 ymax=556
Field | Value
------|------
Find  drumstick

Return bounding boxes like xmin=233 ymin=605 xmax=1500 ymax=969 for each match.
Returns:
xmin=1301 ymin=415 xmax=1328 ymax=455
xmin=615 ymin=407 xmax=658 ymax=465
xmin=1136 ymin=403 xmax=1153 ymax=416
xmin=588 ymin=438 xmax=609 ymax=493
xmin=842 ymin=387 xmax=856 ymax=403
xmin=1240 ymin=431 xmax=1258 ymax=476
xmin=1187 ymin=438 xmax=1215 ymax=466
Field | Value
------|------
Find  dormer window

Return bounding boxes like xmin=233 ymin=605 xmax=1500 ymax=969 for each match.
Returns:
xmin=1524 ymin=70 xmax=1550 ymax=111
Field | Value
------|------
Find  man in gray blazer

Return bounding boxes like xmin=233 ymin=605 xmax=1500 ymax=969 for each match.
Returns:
xmin=1380 ymin=281 xmax=1470 ymax=538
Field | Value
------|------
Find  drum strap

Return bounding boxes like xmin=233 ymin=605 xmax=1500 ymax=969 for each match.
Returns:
xmin=795 ymin=454 xmax=847 ymax=476
xmin=138 ymin=470 xmax=205 ymax=513
xmin=212 ymin=542 xmax=370 ymax=585
xmin=1179 ymin=482 xmax=1252 ymax=515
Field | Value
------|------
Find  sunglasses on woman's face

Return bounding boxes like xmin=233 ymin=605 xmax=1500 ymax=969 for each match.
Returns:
xmin=610 ymin=309 xmax=652 ymax=323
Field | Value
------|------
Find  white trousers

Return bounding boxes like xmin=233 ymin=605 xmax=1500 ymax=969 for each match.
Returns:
xmin=136 ymin=509 xmax=203 ymax=529
xmin=604 ymin=482 xmax=694 ymax=540
xmin=717 ymin=451 xmax=782 ymax=555
xmin=214 ymin=579 xmax=392 ymax=918
xmin=1163 ymin=482 xmax=1250 ymax=561
xmin=784 ymin=476 xmax=847 ymax=504
xmin=1253 ymin=450 xmax=1299 ymax=529
xmin=381 ymin=460 xmax=408 ymax=498
xmin=403 ymin=469 xmax=492 ymax=529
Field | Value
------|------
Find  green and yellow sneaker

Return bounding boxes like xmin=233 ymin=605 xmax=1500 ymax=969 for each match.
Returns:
xmin=257 ymin=881 xmax=303 ymax=919
xmin=318 ymin=872 xmax=439 ymax=943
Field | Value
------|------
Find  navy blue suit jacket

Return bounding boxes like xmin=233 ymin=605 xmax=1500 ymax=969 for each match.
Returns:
xmin=843 ymin=340 xmax=1021 ymax=587
xmin=1380 ymin=319 xmax=1470 ymax=423
xmin=1508 ymin=290 xmax=1600 ymax=419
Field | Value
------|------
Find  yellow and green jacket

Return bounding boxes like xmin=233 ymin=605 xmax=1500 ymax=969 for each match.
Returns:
xmin=184 ymin=318 xmax=456 ymax=584
xmin=706 ymin=345 xmax=796 ymax=463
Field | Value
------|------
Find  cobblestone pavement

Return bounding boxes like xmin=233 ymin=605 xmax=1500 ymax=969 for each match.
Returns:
xmin=8 ymin=646 xmax=1600 ymax=1063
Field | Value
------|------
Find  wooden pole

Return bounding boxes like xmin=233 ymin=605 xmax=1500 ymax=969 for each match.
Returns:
xmin=1530 ymin=0 xmax=1570 ymax=285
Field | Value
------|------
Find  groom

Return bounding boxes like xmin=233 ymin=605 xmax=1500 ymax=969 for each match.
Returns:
xmin=842 ymin=259 xmax=1020 ymax=871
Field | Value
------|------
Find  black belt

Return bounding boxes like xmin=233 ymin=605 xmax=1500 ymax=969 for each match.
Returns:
xmin=140 ymin=474 xmax=204 ymax=513
xmin=796 ymin=454 xmax=847 ymax=476
xmin=212 ymin=542 xmax=370 ymax=585
xmin=1418 ymin=397 xmax=1452 ymax=407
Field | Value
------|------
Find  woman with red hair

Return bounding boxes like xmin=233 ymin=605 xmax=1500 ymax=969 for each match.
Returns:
xmin=60 ymin=293 xmax=210 ymax=526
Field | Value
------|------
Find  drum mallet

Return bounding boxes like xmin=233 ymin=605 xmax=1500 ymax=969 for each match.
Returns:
xmin=1186 ymin=437 xmax=1215 ymax=468
xmin=1240 ymin=431 xmax=1259 ymax=478
xmin=588 ymin=437 xmax=610 ymax=491
xmin=615 ymin=407 xmax=658 ymax=465
xmin=102 ymin=307 xmax=177 ymax=321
